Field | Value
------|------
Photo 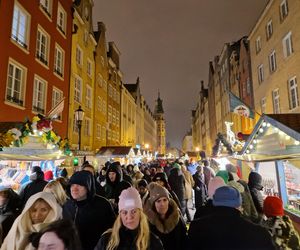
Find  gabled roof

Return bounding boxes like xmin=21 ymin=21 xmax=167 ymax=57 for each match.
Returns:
xmin=96 ymin=146 xmax=133 ymax=157
xmin=237 ymin=114 xmax=300 ymax=161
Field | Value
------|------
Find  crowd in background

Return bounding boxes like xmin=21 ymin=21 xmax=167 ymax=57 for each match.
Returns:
xmin=0 ymin=152 xmax=300 ymax=249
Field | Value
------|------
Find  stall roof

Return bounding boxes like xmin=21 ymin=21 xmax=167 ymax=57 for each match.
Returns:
xmin=236 ymin=114 xmax=300 ymax=162
xmin=96 ymin=146 xmax=133 ymax=157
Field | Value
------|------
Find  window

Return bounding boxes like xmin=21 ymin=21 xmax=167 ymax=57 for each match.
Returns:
xmin=258 ymin=64 xmax=264 ymax=84
xmin=33 ymin=76 xmax=47 ymax=114
xmin=96 ymin=124 xmax=101 ymax=139
xmin=113 ymin=88 xmax=116 ymax=101
xmin=85 ymin=85 xmax=92 ymax=109
xmin=96 ymin=73 xmax=103 ymax=87
xmin=112 ymin=108 xmax=116 ymax=124
xmin=84 ymin=118 xmax=91 ymax=136
xmin=283 ymin=32 xmax=293 ymax=58
xmin=116 ymin=111 xmax=120 ymax=126
xmin=36 ymin=27 xmax=50 ymax=66
xmin=54 ymin=44 xmax=64 ymax=77
xmin=11 ymin=3 xmax=30 ymax=49
xmin=73 ymin=114 xmax=78 ymax=133
xmin=269 ymin=50 xmax=277 ymax=73
xmin=87 ymin=59 xmax=92 ymax=77
xmin=108 ymin=105 xmax=112 ymax=123
xmin=108 ymin=84 xmax=112 ymax=97
xmin=272 ymin=89 xmax=280 ymax=114
xmin=288 ymin=77 xmax=299 ymax=109
xmin=52 ymin=87 xmax=63 ymax=120
xmin=117 ymin=92 xmax=120 ymax=104
xmin=97 ymin=96 xmax=101 ymax=111
xmin=255 ymin=37 xmax=261 ymax=53
xmin=280 ymin=0 xmax=289 ymax=20
xmin=83 ymin=30 xmax=88 ymax=45
xmin=266 ymin=20 xmax=273 ymax=39
xmin=102 ymin=126 xmax=106 ymax=141
xmin=76 ymin=46 xmax=83 ymax=66
xmin=57 ymin=2 xmax=66 ymax=35
xmin=6 ymin=60 xmax=26 ymax=106
xmin=74 ymin=76 xmax=82 ymax=103
xmin=40 ymin=0 xmax=52 ymax=17
xmin=102 ymin=100 xmax=106 ymax=114
xmin=246 ymin=78 xmax=251 ymax=95
xmin=261 ymin=97 xmax=266 ymax=114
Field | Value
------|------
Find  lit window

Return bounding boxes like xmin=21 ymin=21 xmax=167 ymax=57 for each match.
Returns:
xmin=33 ymin=76 xmax=47 ymax=114
xmin=282 ymin=31 xmax=293 ymax=58
xmin=11 ymin=3 xmax=30 ymax=49
xmin=74 ymin=76 xmax=82 ymax=103
xmin=36 ymin=27 xmax=50 ymax=66
xmin=54 ymin=44 xmax=64 ymax=77
xmin=84 ymin=118 xmax=91 ymax=136
xmin=288 ymin=77 xmax=299 ymax=109
xmin=269 ymin=50 xmax=277 ymax=73
xmin=272 ymin=89 xmax=280 ymax=114
xmin=108 ymin=105 xmax=112 ymax=123
xmin=76 ymin=46 xmax=83 ymax=66
xmin=5 ymin=59 xmax=26 ymax=107
xmin=97 ymin=96 xmax=101 ymax=111
xmin=57 ymin=2 xmax=66 ymax=35
xmin=96 ymin=124 xmax=101 ymax=139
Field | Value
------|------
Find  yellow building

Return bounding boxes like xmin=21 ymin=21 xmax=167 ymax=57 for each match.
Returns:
xmin=94 ymin=22 xmax=109 ymax=151
xmin=107 ymin=42 xmax=122 ymax=146
xmin=249 ymin=0 xmax=300 ymax=116
xmin=68 ymin=0 xmax=96 ymax=151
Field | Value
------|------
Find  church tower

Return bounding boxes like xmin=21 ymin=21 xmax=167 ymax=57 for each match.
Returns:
xmin=154 ymin=92 xmax=166 ymax=155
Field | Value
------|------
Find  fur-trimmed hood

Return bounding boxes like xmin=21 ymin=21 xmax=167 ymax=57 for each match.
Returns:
xmin=146 ymin=199 xmax=180 ymax=234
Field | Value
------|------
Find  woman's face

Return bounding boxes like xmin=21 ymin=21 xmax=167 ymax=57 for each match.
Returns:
xmin=155 ymin=197 xmax=169 ymax=216
xmin=29 ymin=199 xmax=51 ymax=224
xmin=38 ymin=231 xmax=65 ymax=250
xmin=120 ymin=208 xmax=140 ymax=230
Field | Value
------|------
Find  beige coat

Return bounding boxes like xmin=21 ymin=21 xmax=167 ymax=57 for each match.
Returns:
xmin=181 ymin=165 xmax=195 ymax=200
xmin=1 ymin=192 xmax=62 ymax=250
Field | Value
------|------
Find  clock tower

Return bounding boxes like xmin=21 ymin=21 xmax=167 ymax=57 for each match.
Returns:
xmin=154 ymin=92 xmax=166 ymax=155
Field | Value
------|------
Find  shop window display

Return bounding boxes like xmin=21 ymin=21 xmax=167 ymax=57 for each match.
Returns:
xmin=257 ymin=161 xmax=279 ymax=197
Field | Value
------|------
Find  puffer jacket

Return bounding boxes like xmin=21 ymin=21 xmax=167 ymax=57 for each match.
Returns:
xmin=248 ymin=172 xmax=264 ymax=215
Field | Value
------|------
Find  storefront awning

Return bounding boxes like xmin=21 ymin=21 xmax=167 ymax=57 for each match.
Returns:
xmin=236 ymin=114 xmax=300 ymax=161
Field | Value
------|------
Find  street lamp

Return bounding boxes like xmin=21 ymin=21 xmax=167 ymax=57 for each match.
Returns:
xmin=75 ymin=106 xmax=84 ymax=150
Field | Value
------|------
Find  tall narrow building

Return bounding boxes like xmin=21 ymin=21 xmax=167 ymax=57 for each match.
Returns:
xmin=154 ymin=92 xmax=166 ymax=155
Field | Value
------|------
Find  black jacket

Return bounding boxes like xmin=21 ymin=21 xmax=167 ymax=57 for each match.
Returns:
xmin=188 ymin=206 xmax=275 ymax=250
xmin=248 ymin=172 xmax=264 ymax=214
xmin=63 ymin=171 xmax=116 ymax=250
xmin=94 ymin=226 xmax=164 ymax=250
xmin=168 ymin=168 xmax=186 ymax=211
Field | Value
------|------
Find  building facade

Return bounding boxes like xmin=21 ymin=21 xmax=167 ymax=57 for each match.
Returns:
xmin=0 ymin=0 xmax=73 ymax=137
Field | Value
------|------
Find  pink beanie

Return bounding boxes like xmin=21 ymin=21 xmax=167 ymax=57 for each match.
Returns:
xmin=118 ymin=187 xmax=142 ymax=211
xmin=208 ymin=176 xmax=226 ymax=198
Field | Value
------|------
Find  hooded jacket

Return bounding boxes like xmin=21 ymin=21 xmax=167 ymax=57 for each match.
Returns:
xmin=63 ymin=170 xmax=116 ymax=250
xmin=248 ymin=172 xmax=264 ymax=215
xmin=1 ymin=192 xmax=61 ymax=250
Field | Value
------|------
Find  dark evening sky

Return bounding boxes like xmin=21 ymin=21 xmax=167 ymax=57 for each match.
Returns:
xmin=92 ymin=0 xmax=268 ymax=149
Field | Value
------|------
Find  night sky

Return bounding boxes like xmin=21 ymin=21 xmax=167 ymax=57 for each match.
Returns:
xmin=92 ymin=0 xmax=268 ymax=149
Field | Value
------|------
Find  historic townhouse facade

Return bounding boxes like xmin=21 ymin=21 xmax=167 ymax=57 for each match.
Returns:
xmin=0 ymin=0 xmax=73 ymax=137
xmin=94 ymin=21 xmax=109 ymax=151
xmin=249 ymin=0 xmax=300 ymax=115
xmin=69 ymin=0 xmax=96 ymax=150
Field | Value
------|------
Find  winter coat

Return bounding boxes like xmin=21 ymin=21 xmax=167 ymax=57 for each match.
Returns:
xmin=19 ymin=173 xmax=48 ymax=207
xmin=94 ymin=226 xmax=164 ymax=250
xmin=181 ymin=166 xmax=195 ymax=200
xmin=188 ymin=206 xmax=275 ymax=250
xmin=248 ymin=172 xmax=264 ymax=215
xmin=146 ymin=199 xmax=187 ymax=250
xmin=262 ymin=215 xmax=300 ymax=250
xmin=63 ymin=171 xmax=116 ymax=250
xmin=192 ymin=172 xmax=207 ymax=209
xmin=1 ymin=192 xmax=62 ymax=250
xmin=193 ymin=199 xmax=214 ymax=220
xmin=168 ymin=168 xmax=186 ymax=213
xmin=104 ymin=164 xmax=131 ymax=207
xmin=203 ymin=165 xmax=215 ymax=187
xmin=0 ymin=188 xmax=21 ymax=245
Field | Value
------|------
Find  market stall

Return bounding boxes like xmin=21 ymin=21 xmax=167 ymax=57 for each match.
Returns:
xmin=96 ymin=146 xmax=135 ymax=165
xmin=235 ymin=114 xmax=300 ymax=230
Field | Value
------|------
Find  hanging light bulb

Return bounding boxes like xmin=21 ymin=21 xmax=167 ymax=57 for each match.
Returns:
xmin=295 ymin=141 xmax=300 ymax=146
xmin=259 ymin=128 xmax=264 ymax=133
xmin=267 ymin=123 xmax=271 ymax=127
xmin=262 ymin=122 xmax=267 ymax=127
xmin=249 ymin=144 xmax=254 ymax=149
xmin=285 ymin=135 xmax=290 ymax=140
xmin=253 ymin=139 xmax=257 ymax=144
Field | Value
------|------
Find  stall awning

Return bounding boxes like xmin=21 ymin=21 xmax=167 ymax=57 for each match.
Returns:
xmin=236 ymin=114 xmax=300 ymax=162
xmin=96 ymin=146 xmax=134 ymax=158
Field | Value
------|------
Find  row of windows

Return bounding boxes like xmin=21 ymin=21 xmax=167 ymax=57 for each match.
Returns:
xmin=260 ymin=77 xmax=299 ymax=113
xmin=12 ymin=2 xmax=66 ymax=78
xmin=74 ymin=76 xmax=93 ymax=110
xmin=257 ymin=31 xmax=293 ymax=83
xmin=6 ymin=59 xmax=63 ymax=116
xmin=75 ymin=46 xmax=94 ymax=78
xmin=108 ymin=84 xmax=120 ymax=103
xmin=255 ymin=0 xmax=289 ymax=53
xmin=107 ymin=105 xmax=120 ymax=126
xmin=96 ymin=124 xmax=106 ymax=140
xmin=107 ymin=130 xmax=119 ymax=142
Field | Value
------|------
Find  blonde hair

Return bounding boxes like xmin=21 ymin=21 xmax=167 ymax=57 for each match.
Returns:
xmin=44 ymin=180 xmax=68 ymax=206
xmin=106 ymin=209 xmax=150 ymax=250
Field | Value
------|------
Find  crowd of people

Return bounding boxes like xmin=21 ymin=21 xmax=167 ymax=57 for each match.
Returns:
xmin=0 ymin=155 xmax=300 ymax=250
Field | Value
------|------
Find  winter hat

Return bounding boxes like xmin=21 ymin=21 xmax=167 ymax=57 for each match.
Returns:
xmin=226 ymin=164 xmax=239 ymax=181
xmin=148 ymin=182 xmax=169 ymax=206
xmin=152 ymin=172 xmax=168 ymax=187
xmin=173 ymin=163 xmax=181 ymax=170
xmin=248 ymin=172 xmax=263 ymax=190
xmin=208 ymin=176 xmax=226 ymax=198
xmin=216 ymin=170 xmax=229 ymax=184
xmin=118 ymin=187 xmax=143 ymax=211
xmin=44 ymin=170 xmax=54 ymax=181
xmin=263 ymin=196 xmax=284 ymax=217
xmin=32 ymin=166 xmax=43 ymax=173
xmin=0 ymin=184 xmax=11 ymax=192
xmin=213 ymin=186 xmax=242 ymax=208
xmin=137 ymin=179 xmax=148 ymax=188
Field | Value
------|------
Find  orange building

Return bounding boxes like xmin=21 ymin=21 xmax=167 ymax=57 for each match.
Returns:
xmin=0 ymin=0 xmax=73 ymax=137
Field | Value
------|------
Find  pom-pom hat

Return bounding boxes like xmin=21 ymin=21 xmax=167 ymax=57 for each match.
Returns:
xmin=118 ymin=187 xmax=143 ymax=211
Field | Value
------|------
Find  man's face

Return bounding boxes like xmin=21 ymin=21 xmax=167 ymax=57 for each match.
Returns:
xmin=137 ymin=186 xmax=147 ymax=195
xmin=155 ymin=197 xmax=169 ymax=216
xmin=70 ymin=184 xmax=87 ymax=201
xmin=108 ymin=172 xmax=117 ymax=182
